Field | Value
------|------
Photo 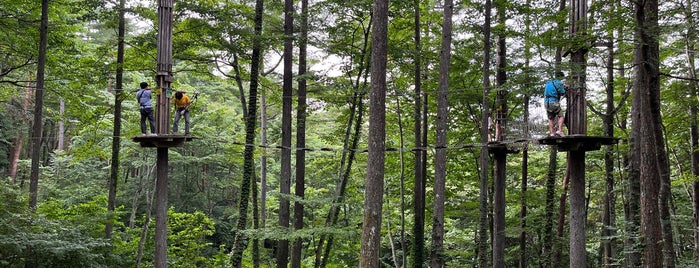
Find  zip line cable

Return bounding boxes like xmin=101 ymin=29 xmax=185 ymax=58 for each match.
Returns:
xmin=24 ymin=133 xmax=576 ymax=154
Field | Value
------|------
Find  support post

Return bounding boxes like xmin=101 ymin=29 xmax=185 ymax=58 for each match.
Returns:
xmin=155 ymin=147 xmax=169 ymax=268
xmin=154 ymin=1 xmax=173 ymax=268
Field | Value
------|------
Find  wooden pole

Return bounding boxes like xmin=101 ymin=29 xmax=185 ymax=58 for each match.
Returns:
xmin=568 ymin=0 xmax=588 ymax=266
xmin=154 ymin=1 xmax=173 ymax=267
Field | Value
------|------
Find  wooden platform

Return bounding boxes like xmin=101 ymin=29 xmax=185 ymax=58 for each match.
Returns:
xmin=487 ymin=141 xmax=521 ymax=154
xmin=537 ymin=135 xmax=618 ymax=152
xmin=132 ymin=134 xmax=194 ymax=148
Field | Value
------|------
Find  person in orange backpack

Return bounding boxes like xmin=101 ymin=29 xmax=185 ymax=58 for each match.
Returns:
xmin=172 ymin=91 xmax=191 ymax=135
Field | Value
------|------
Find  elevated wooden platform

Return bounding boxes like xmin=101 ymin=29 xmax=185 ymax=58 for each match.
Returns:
xmin=487 ymin=141 xmax=521 ymax=154
xmin=537 ymin=134 xmax=618 ymax=152
xmin=132 ymin=134 xmax=194 ymax=148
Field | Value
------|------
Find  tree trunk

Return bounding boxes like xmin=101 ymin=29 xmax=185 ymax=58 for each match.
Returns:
xmin=358 ymin=0 xmax=387 ymax=265
xmin=686 ymin=0 xmax=699 ymax=259
xmin=601 ymin=28 xmax=618 ymax=266
xmin=106 ymin=0 xmax=126 ymax=240
xmin=492 ymin=1 xmax=508 ymax=266
xmin=291 ymin=0 xmax=308 ymax=265
xmin=229 ymin=0 xmax=263 ymax=264
xmin=541 ymin=146 xmax=558 ymax=268
xmin=519 ymin=96 xmax=529 ymax=268
xmin=412 ymin=0 xmax=425 ymax=264
xmin=277 ymin=0 xmax=294 ymax=265
xmin=429 ymin=0 xmax=452 ymax=266
xmin=260 ymin=93 xmax=268 ymax=227
xmin=396 ymin=99 xmax=406 ymax=268
xmin=477 ymin=0 xmax=492 ymax=267
xmin=633 ymin=0 xmax=664 ymax=266
xmin=28 ymin=0 xmax=49 ymax=211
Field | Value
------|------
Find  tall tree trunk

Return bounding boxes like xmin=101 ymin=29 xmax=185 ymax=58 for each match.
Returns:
xmin=396 ymin=99 xmax=407 ymax=268
xmin=106 ymin=0 xmax=126 ymax=240
xmin=492 ymin=1 xmax=508 ymax=266
xmin=633 ymin=0 xmax=664 ymax=266
xmin=291 ymin=0 xmax=308 ymax=265
xmin=519 ymin=95 xmax=529 ymax=268
xmin=601 ymin=29 xmax=617 ymax=266
xmin=28 ymin=0 xmax=49 ymax=211
xmin=686 ymin=0 xmax=699 ymax=259
xmin=477 ymin=0 xmax=492 ymax=266
xmin=252 ymin=170 xmax=261 ymax=268
xmin=229 ymin=0 xmax=263 ymax=264
xmin=429 ymin=0 xmax=452 ymax=266
xmin=260 ymin=93 xmax=268 ymax=227
xmin=278 ymin=0 xmax=294 ymax=265
xmin=543 ymin=146 xmax=557 ymax=268
xmin=232 ymin=53 xmax=247 ymax=118
xmin=412 ymin=0 xmax=425 ymax=264
xmin=623 ymin=3 xmax=642 ymax=265
xmin=358 ymin=0 xmax=387 ymax=264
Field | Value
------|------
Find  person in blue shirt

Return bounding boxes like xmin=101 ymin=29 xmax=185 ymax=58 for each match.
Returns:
xmin=136 ymin=82 xmax=157 ymax=136
xmin=544 ymin=72 xmax=568 ymax=137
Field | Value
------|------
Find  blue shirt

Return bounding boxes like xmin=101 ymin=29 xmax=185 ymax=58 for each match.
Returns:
xmin=137 ymin=89 xmax=153 ymax=109
xmin=544 ymin=79 xmax=565 ymax=103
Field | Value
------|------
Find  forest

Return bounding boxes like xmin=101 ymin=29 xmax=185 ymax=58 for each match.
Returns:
xmin=0 ymin=0 xmax=697 ymax=267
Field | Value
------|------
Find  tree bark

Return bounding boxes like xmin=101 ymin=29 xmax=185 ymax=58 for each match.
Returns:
xmin=492 ymin=1 xmax=507 ymax=266
xmin=277 ymin=0 xmax=294 ymax=265
xmin=291 ymin=0 xmax=308 ymax=264
xmin=358 ymin=0 xmax=387 ymax=265
xmin=633 ymin=0 xmax=664 ymax=266
xmin=601 ymin=25 xmax=618 ymax=266
xmin=106 ymin=0 xmax=126 ymax=240
xmin=477 ymin=0 xmax=492 ymax=267
xmin=229 ymin=0 xmax=263 ymax=264
xmin=686 ymin=0 xmax=699 ymax=259
xmin=28 ymin=0 xmax=49 ymax=211
xmin=429 ymin=0 xmax=452 ymax=266
xmin=412 ymin=0 xmax=425 ymax=264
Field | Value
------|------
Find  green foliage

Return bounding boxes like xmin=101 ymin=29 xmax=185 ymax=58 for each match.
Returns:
xmin=0 ymin=181 xmax=114 ymax=267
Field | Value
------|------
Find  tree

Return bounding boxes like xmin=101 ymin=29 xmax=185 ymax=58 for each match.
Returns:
xmin=277 ymin=0 xmax=294 ymax=265
xmin=633 ymin=0 xmax=665 ymax=266
xmin=411 ymin=0 xmax=425 ymax=264
xmin=358 ymin=0 xmax=387 ymax=265
xmin=106 ymin=0 xmax=126 ymax=240
xmin=229 ymin=0 xmax=264 ymax=265
xmin=291 ymin=0 xmax=308 ymax=264
xmin=429 ymin=0 xmax=453 ymax=265
xmin=477 ymin=0 xmax=492 ymax=266
xmin=28 ymin=0 xmax=49 ymax=211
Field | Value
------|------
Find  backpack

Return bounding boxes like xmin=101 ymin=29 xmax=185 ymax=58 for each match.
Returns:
xmin=136 ymin=89 xmax=144 ymax=105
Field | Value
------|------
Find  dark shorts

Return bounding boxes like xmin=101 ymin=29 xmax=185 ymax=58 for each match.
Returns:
xmin=546 ymin=102 xmax=563 ymax=120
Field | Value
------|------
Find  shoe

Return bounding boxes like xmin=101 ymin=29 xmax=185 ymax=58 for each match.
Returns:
xmin=141 ymin=133 xmax=147 ymax=136
xmin=149 ymin=133 xmax=158 ymax=136
xmin=556 ymin=131 xmax=565 ymax=137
